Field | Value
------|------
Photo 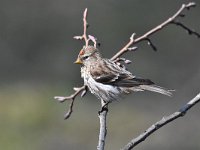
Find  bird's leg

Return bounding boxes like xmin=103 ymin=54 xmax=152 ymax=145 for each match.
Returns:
xmin=98 ymin=101 xmax=109 ymax=115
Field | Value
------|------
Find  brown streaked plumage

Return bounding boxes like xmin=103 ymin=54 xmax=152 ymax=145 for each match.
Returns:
xmin=75 ymin=45 xmax=172 ymax=102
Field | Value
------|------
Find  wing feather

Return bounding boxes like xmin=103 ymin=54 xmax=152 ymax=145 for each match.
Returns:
xmin=90 ymin=59 xmax=154 ymax=87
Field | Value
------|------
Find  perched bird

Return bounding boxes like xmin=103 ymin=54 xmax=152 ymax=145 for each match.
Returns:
xmin=75 ymin=45 xmax=172 ymax=102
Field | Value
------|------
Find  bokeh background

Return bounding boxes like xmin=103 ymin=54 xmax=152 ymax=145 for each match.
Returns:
xmin=0 ymin=0 xmax=200 ymax=150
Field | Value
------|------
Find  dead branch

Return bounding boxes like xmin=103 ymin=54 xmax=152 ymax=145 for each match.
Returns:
xmin=74 ymin=8 xmax=99 ymax=48
xmin=97 ymin=100 xmax=108 ymax=150
xmin=54 ymin=85 xmax=87 ymax=119
xmin=122 ymin=92 xmax=200 ymax=150
xmin=74 ymin=8 xmax=89 ymax=46
xmin=111 ymin=2 xmax=197 ymax=61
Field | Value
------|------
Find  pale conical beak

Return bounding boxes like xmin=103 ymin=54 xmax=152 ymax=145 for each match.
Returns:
xmin=74 ymin=57 xmax=83 ymax=64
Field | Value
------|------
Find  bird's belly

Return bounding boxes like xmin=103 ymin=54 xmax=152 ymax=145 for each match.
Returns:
xmin=84 ymin=75 xmax=120 ymax=102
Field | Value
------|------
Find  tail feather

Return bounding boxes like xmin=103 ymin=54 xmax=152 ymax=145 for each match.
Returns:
xmin=139 ymin=85 xmax=173 ymax=96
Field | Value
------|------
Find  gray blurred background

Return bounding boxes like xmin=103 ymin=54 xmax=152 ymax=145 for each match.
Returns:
xmin=0 ymin=0 xmax=200 ymax=150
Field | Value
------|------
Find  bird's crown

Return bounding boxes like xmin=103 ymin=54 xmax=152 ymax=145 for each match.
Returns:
xmin=78 ymin=45 xmax=97 ymax=56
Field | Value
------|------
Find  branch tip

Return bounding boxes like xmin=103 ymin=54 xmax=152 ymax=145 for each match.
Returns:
xmin=73 ymin=36 xmax=83 ymax=40
xmin=54 ymin=96 xmax=68 ymax=102
xmin=88 ymin=35 xmax=98 ymax=47
xmin=83 ymin=8 xmax=88 ymax=17
xmin=64 ymin=99 xmax=75 ymax=120
xmin=130 ymin=33 xmax=136 ymax=41
xmin=125 ymin=59 xmax=132 ymax=64
xmin=128 ymin=46 xmax=138 ymax=51
xmin=186 ymin=2 xmax=196 ymax=9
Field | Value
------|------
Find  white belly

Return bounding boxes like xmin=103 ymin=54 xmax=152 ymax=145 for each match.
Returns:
xmin=83 ymin=72 xmax=120 ymax=102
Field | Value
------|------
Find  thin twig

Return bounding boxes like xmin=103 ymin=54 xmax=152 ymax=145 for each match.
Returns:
xmin=172 ymin=21 xmax=200 ymax=38
xmin=97 ymin=100 xmax=108 ymax=150
xmin=88 ymin=35 xmax=98 ymax=48
xmin=74 ymin=8 xmax=98 ymax=47
xmin=122 ymin=92 xmax=200 ymax=150
xmin=54 ymin=85 xmax=86 ymax=102
xmin=111 ymin=33 xmax=136 ymax=61
xmin=74 ymin=8 xmax=89 ymax=46
xmin=64 ymin=98 xmax=75 ymax=119
xmin=54 ymin=85 xmax=87 ymax=119
xmin=111 ymin=2 xmax=196 ymax=60
xmin=83 ymin=8 xmax=89 ymax=46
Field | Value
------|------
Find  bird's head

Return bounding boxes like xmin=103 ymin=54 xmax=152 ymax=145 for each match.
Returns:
xmin=74 ymin=45 xmax=101 ymax=66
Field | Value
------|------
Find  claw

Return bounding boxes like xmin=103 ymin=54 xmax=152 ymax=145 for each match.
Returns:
xmin=98 ymin=102 xmax=109 ymax=115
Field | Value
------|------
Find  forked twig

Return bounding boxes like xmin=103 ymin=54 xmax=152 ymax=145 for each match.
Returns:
xmin=74 ymin=8 xmax=99 ymax=48
xmin=54 ymin=85 xmax=87 ymax=119
xmin=111 ymin=2 xmax=197 ymax=61
xmin=122 ymin=93 xmax=200 ymax=150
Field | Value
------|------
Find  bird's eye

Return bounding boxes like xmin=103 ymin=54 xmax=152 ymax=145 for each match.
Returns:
xmin=82 ymin=56 xmax=89 ymax=60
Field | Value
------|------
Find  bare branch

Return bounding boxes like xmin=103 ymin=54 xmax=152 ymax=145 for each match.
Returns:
xmin=111 ymin=33 xmax=136 ymax=61
xmin=64 ymin=98 xmax=75 ymax=120
xmin=111 ymin=2 xmax=197 ymax=61
xmin=122 ymin=92 xmax=200 ymax=150
xmin=88 ymin=35 xmax=98 ymax=48
xmin=73 ymin=8 xmax=89 ymax=46
xmin=97 ymin=100 xmax=108 ymax=150
xmin=54 ymin=85 xmax=86 ymax=102
xmin=54 ymin=85 xmax=87 ymax=119
xmin=73 ymin=8 xmax=98 ymax=47
xmin=83 ymin=8 xmax=89 ymax=46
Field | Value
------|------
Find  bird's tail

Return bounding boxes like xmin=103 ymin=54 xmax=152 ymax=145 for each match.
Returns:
xmin=139 ymin=85 xmax=173 ymax=96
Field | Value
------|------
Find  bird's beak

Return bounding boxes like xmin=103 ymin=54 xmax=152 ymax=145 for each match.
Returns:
xmin=74 ymin=57 xmax=83 ymax=64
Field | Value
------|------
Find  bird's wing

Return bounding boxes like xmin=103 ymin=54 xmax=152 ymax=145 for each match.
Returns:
xmin=90 ymin=59 xmax=154 ymax=87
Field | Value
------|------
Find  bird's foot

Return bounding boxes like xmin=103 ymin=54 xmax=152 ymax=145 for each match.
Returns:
xmin=98 ymin=101 xmax=109 ymax=115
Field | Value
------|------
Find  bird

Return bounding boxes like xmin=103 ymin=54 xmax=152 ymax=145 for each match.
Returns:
xmin=74 ymin=45 xmax=172 ymax=103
